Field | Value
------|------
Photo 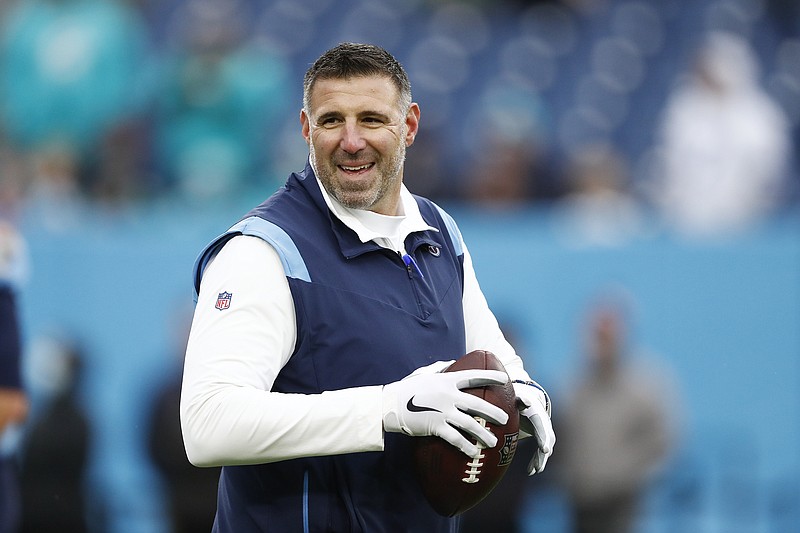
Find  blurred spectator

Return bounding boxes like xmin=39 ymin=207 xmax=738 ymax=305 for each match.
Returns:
xmin=0 ymin=0 xmax=151 ymax=201
xmin=19 ymin=143 xmax=87 ymax=231
xmin=152 ymin=0 xmax=291 ymax=202
xmin=461 ymin=83 xmax=562 ymax=206
xmin=18 ymin=334 xmax=91 ymax=533
xmin=0 ymin=143 xmax=28 ymax=222
xmin=463 ymin=135 xmax=556 ymax=206
xmin=402 ymin=127 xmax=460 ymax=202
xmin=86 ymin=117 xmax=153 ymax=203
xmin=650 ymin=31 xmax=792 ymax=237
xmin=147 ymin=304 xmax=219 ymax=533
xmin=554 ymin=142 xmax=646 ymax=247
xmin=0 ymin=223 xmax=28 ymax=533
xmin=555 ymin=290 xmax=680 ymax=533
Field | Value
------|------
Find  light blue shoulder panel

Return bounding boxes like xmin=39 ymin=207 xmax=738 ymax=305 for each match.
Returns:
xmin=193 ymin=216 xmax=311 ymax=302
xmin=431 ymin=203 xmax=464 ymax=257
xmin=230 ymin=216 xmax=311 ymax=282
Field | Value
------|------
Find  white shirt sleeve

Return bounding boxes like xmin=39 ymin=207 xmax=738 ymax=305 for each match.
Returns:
xmin=461 ymin=241 xmax=533 ymax=383
xmin=180 ymin=235 xmax=384 ymax=467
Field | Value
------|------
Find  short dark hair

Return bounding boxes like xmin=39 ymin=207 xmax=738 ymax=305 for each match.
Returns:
xmin=303 ymin=43 xmax=412 ymax=113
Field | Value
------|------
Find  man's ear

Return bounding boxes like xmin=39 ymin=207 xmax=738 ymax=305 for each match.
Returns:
xmin=405 ymin=103 xmax=421 ymax=147
xmin=300 ymin=109 xmax=311 ymax=145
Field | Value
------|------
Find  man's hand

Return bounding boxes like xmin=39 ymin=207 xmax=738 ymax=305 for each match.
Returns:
xmin=514 ymin=380 xmax=555 ymax=475
xmin=382 ymin=366 xmax=509 ymax=457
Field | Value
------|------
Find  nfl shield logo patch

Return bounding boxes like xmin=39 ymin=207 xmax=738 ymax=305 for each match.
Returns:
xmin=498 ymin=433 xmax=518 ymax=467
xmin=215 ymin=291 xmax=232 ymax=311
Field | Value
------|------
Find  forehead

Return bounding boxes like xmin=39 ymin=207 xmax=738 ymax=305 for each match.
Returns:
xmin=307 ymin=75 xmax=401 ymax=115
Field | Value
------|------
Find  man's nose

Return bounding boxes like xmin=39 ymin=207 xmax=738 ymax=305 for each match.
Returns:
xmin=339 ymin=122 xmax=367 ymax=154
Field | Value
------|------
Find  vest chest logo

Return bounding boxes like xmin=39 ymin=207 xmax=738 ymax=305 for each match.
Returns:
xmin=215 ymin=291 xmax=232 ymax=311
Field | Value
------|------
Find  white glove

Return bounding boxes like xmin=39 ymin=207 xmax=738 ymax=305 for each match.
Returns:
xmin=383 ymin=366 xmax=510 ymax=458
xmin=403 ymin=359 xmax=456 ymax=378
xmin=514 ymin=380 xmax=555 ymax=475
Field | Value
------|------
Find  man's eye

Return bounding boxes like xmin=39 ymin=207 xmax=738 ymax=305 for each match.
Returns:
xmin=363 ymin=117 xmax=384 ymax=125
xmin=320 ymin=117 xmax=341 ymax=127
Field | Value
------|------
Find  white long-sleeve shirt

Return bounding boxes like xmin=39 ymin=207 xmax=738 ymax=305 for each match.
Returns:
xmin=181 ymin=180 xmax=533 ymax=467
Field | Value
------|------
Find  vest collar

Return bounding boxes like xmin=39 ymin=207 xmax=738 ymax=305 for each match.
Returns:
xmin=294 ymin=160 xmax=443 ymax=259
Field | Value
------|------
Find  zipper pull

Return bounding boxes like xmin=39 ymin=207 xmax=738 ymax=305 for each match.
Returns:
xmin=401 ymin=253 xmax=425 ymax=278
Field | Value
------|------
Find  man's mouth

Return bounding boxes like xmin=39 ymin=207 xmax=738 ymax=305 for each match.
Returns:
xmin=338 ymin=163 xmax=374 ymax=173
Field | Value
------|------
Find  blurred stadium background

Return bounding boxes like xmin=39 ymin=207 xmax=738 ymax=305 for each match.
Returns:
xmin=1 ymin=0 xmax=799 ymax=531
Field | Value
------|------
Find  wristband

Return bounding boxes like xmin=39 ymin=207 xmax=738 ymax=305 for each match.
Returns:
xmin=513 ymin=379 xmax=552 ymax=417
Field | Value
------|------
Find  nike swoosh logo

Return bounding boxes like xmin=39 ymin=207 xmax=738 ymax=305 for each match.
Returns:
xmin=407 ymin=396 xmax=441 ymax=413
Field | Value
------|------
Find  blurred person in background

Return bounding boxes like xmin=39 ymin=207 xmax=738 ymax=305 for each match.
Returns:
xmin=20 ymin=144 xmax=86 ymax=231
xmin=399 ymin=127 xmax=459 ymax=203
xmin=554 ymin=142 xmax=646 ymax=247
xmin=0 ymin=144 xmax=29 ymax=223
xmin=650 ymin=31 xmax=792 ymax=237
xmin=0 ymin=222 xmax=28 ymax=533
xmin=463 ymin=133 xmax=559 ymax=206
xmin=147 ymin=304 xmax=219 ymax=533
xmin=461 ymin=83 xmax=562 ymax=206
xmin=153 ymin=0 xmax=291 ymax=202
xmin=0 ymin=0 xmax=150 ymax=202
xmin=18 ymin=334 xmax=91 ymax=533
xmin=555 ymin=289 xmax=680 ymax=533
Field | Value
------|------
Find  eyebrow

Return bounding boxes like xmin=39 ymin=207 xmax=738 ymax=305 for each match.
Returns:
xmin=315 ymin=110 xmax=392 ymax=123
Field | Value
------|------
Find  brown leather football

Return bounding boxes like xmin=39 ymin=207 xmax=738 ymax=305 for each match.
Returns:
xmin=413 ymin=350 xmax=520 ymax=517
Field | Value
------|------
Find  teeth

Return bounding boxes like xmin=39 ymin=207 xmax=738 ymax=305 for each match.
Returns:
xmin=341 ymin=164 xmax=371 ymax=171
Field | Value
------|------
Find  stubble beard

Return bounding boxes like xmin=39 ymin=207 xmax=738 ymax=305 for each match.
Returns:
xmin=312 ymin=143 xmax=407 ymax=211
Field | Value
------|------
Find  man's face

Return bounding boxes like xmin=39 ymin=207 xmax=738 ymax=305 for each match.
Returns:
xmin=301 ymin=76 xmax=420 ymax=215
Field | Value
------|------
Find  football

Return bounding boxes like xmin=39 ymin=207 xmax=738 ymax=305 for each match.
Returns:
xmin=413 ymin=350 xmax=520 ymax=517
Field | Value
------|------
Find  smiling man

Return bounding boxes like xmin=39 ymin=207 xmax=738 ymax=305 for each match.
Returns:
xmin=302 ymin=73 xmax=416 ymax=215
xmin=180 ymin=43 xmax=555 ymax=533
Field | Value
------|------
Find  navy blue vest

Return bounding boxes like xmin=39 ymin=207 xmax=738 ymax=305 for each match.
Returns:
xmin=193 ymin=163 xmax=466 ymax=532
